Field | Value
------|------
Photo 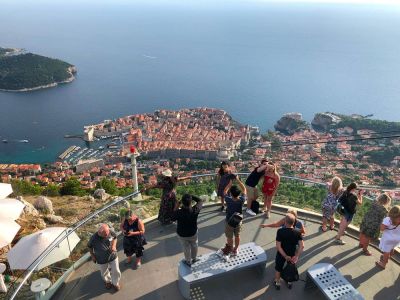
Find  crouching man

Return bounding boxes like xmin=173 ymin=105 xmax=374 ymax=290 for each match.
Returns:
xmin=88 ymin=224 xmax=121 ymax=291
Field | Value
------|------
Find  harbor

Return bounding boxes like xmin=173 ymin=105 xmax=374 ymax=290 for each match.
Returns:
xmin=57 ymin=137 xmax=124 ymax=166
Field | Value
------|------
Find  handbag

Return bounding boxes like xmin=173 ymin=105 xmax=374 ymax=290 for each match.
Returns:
xmin=281 ymin=262 xmax=299 ymax=282
xmin=335 ymin=203 xmax=346 ymax=216
xmin=228 ymin=212 xmax=243 ymax=228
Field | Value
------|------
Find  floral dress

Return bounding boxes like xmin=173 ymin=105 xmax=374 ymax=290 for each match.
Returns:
xmin=360 ymin=202 xmax=388 ymax=239
xmin=322 ymin=191 xmax=341 ymax=219
xmin=156 ymin=176 xmax=178 ymax=225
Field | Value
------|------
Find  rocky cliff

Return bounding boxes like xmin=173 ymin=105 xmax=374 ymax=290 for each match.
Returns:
xmin=274 ymin=112 xmax=309 ymax=135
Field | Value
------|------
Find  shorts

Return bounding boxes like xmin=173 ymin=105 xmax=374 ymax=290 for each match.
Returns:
xmin=343 ymin=211 xmax=354 ymax=223
xmin=225 ymin=221 xmax=242 ymax=239
xmin=245 ymin=185 xmax=258 ymax=200
xmin=275 ymin=252 xmax=286 ymax=272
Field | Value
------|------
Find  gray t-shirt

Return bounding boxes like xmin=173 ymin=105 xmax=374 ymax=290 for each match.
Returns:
xmin=87 ymin=230 xmax=117 ymax=264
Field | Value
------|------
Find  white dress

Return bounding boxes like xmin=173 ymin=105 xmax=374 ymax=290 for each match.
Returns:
xmin=379 ymin=217 xmax=400 ymax=253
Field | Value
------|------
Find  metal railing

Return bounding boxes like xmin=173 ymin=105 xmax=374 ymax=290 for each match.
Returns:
xmin=6 ymin=172 xmax=391 ymax=299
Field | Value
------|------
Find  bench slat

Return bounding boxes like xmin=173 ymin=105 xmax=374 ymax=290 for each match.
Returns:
xmin=307 ymin=263 xmax=364 ymax=300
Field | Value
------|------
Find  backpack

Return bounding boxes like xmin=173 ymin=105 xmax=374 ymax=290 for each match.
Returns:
xmin=281 ymin=262 xmax=299 ymax=282
xmin=251 ymin=200 xmax=260 ymax=214
xmin=227 ymin=212 xmax=243 ymax=228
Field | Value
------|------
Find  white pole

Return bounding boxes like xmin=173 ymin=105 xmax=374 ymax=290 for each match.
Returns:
xmin=131 ymin=153 xmax=141 ymax=199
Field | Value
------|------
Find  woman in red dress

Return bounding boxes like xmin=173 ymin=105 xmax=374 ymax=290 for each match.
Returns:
xmin=262 ymin=164 xmax=280 ymax=218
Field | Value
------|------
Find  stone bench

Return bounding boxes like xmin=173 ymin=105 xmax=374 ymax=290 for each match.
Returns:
xmin=305 ymin=263 xmax=364 ymax=300
xmin=178 ymin=242 xmax=267 ymax=299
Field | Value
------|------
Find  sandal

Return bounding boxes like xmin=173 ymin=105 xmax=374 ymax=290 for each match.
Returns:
xmin=321 ymin=226 xmax=328 ymax=232
xmin=375 ymin=261 xmax=386 ymax=269
xmin=330 ymin=225 xmax=335 ymax=230
xmin=273 ymin=280 xmax=281 ymax=290
xmin=363 ymin=250 xmax=372 ymax=256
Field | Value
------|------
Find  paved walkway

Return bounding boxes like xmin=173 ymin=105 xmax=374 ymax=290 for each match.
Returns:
xmin=54 ymin=206 xmax=400 ymax=300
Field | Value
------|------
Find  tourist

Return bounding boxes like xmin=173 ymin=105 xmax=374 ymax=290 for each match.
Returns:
xmin=219 ymin=181 xmax=247 ymax=256
xmin=216 ymin=161 xmax=238 ymax=212
xmin=261 ymin=163 xmax=280 ymax=218
xmin=273 ymin=213 xmax=304 ymax=290
xmin=260 ymin=208 xmax=306 ymax=236
xmin=359 ymin=193 xmax=391 ymax=256
xmin=334 ymin=182 xmax=363 ymax=245
xmin=172 ymin=194 xmax=203 ymax=267
xmin=244 ymin=159 xmax=269 ymax=216
xmin=376 ymin=205 xmax=400 ymax=269
xmin=148 ymin=169 xmax=190 ymax=225
xmin=87 ymin=224 xmax=121 ymax=291
xmin=120 ymin=210 xmax=146 ymax=268
xmin=321 ymin=176 xmax=343 ymax=232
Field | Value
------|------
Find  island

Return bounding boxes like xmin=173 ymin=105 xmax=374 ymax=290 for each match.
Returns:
xmin=0 ymin=47 xmax=77 ymax=92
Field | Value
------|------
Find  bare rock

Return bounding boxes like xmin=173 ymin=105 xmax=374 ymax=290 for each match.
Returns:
xmin=311 ymin=112 xmax=341 ymax=131
xmin=44 ymin=214 xmax=65 ymax=224
xmin=34 ymin=196 xmax=54 ymax=214
xmin=274 ymin=113 xmax=309 ymax=135
xmin=93 ymin=189 xmax=109 ymax=201
xmin=16 ymin=196 xmax=39 ymax=216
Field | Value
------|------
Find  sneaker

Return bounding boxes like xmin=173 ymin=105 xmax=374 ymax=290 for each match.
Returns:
xmin=273 ymin=280 xmax=281 ymax=290
xmin=335 ymin=239 xmax=346 ymax=245
xmin=246 ymin=208 xmax=256 ymax=216
xmin=265 ymin=210 xmax=270 ymax=219
xmin=191 ymin=258 xmax=200 ymax=264
xmin=287 ymin=282 xmax=293 ymax=289
xmin=231 ymin=249 xmax=238 ymax=256
xmin=221 ymin=244 xmax=232 ymax=256
xmin=136 ymin=261 xmax=142 ymax=269
xmin=105 ymin=282 xmax=112 ymax=289
xmin=182 ymin=260 xmax=192 ymax=267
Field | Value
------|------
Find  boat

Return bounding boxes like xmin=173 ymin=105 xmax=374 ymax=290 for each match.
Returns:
xmin=98 ymin=146 xmax=105 ymax=150
xmin=19 ymin=140 xmax=29 ymax=143
xmin=2 ymin=139 xmax=8 ymax=143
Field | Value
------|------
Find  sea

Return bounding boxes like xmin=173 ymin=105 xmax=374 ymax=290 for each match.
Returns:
xmin=0 ymin=0 xmax=400 ymax=163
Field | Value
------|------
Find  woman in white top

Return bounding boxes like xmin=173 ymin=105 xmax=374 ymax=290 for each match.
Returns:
xmin=376 ymin=205 xmax=400 ymax=269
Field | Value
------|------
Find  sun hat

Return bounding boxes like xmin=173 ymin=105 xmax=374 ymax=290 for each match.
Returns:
xmin=162 ymin=169 xmax=173 ymax=177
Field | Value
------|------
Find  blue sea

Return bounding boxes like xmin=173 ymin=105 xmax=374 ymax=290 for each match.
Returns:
xmin=0 ymin=0 xmax=400 ymax=163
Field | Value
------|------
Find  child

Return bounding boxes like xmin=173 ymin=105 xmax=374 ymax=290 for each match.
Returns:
xmin=376 ymin=205 xmax=400 ymax=269
xmin=216 ymin=161 xmax=237 ymax=212
xmin=219 ymin=180 xmax=247 ymax=257
xmin=359 ymin=193 xmax=391 ymax=256
xmin=321 ymin=176 xmax=343 ymax=232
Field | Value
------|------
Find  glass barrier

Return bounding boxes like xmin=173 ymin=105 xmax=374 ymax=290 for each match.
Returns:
xmin=2 ymin=173 xmax=385 ymax=299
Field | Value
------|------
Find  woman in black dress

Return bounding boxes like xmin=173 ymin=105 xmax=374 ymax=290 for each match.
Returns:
xmin=120 ymin=210 xmax=146 ymax=268
xmin=149 ymin=169 xmax=190 ymax=225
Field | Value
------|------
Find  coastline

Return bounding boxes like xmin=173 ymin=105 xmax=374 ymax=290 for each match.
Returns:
xmin=0 ymin=66 xmax=77 ymax=92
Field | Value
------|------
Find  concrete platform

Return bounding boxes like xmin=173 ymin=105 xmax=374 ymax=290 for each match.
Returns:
xmin=54 ymin=206 xmax=400 ymax=300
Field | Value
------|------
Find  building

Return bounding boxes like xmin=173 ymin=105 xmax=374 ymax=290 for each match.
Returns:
xmin=75 ymin=159 xmax=105 ymax=173
xmin=83 ymin=126 xmax=95 ymax=142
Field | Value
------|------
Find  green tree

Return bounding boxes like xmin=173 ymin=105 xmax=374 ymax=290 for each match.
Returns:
xmin=60 ymin=178 xmax=86 ymax=196
xmin=42 ymin=184 xmax=60 ymax=197
xmin=96 ymin=178 xmax=118 ymax=195
xmin=11 ymin=179 xmax=43 ymax=195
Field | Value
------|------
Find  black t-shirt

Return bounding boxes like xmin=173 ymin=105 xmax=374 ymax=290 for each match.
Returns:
xmin=276 ymin=227 xmax=303 ymax=257
xmin=172 ymin=198 xmax=203 ymax=237
xmin=245 ymin=168 xmax=265 ymax=187
xmin=340 ymin=192 xmax=358 ymax=215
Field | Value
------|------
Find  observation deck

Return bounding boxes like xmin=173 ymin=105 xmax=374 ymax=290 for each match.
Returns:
xmin=53 ymin=205 xmax=400 ymax=300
